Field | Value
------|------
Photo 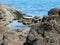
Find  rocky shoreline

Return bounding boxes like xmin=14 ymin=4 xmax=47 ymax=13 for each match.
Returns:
xmin=0 ymin=3 xmax=60 ymax=45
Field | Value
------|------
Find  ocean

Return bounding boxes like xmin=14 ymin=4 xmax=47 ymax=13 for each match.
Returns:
xmin=0 ymin=0 xmax=60 ymax=17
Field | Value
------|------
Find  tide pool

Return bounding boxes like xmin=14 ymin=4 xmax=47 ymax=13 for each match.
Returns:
xmin=8 ymin=20 xmax=31 ymax=31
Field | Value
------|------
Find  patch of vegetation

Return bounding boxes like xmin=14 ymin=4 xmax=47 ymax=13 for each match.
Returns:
xmin=16 ymin=29 xmax=23 ymax=32
xmin=9 ymin=21 xmax=12 ymax=23
xmin=4 ymin=24 xmax=7 ymax=26
xmin=13 ymin=18 xmax=19 ymax=20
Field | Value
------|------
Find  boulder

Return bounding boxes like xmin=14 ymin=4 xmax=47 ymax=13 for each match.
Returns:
xmin=25 ymin=10 xmax=60 ymax=45
xmin=48 ymin=8 xmax=60 ymax=16
xmin=3 ymin=32 xmax=21 ymax=45
xmin=0 ymin=25 xmax=21 ymax=45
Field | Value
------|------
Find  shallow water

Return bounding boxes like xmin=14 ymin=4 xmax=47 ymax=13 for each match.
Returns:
xmin=8 ymin=20 xmax=31 ymax=30
xmin=0 ymin=0 xmax=60 ymax=17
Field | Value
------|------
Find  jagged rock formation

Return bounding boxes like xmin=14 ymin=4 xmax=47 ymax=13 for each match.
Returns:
xmin=0 ymin=3 xmax=24 ymax=25
xmin=24 ymin=8 xmax=60 ymax=45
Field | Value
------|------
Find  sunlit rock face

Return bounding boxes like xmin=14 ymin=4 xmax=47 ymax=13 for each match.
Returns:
xmin=0 ymin=3 xmax=23 ymax=25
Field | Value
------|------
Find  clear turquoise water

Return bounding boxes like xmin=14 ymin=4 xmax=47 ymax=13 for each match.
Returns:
xmin=0 ymin=0 xmax=60 ymax=17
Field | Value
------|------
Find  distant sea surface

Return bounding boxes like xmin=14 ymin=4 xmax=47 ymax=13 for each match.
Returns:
xmin=0 ymin=0 xmax=60 ymax=17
